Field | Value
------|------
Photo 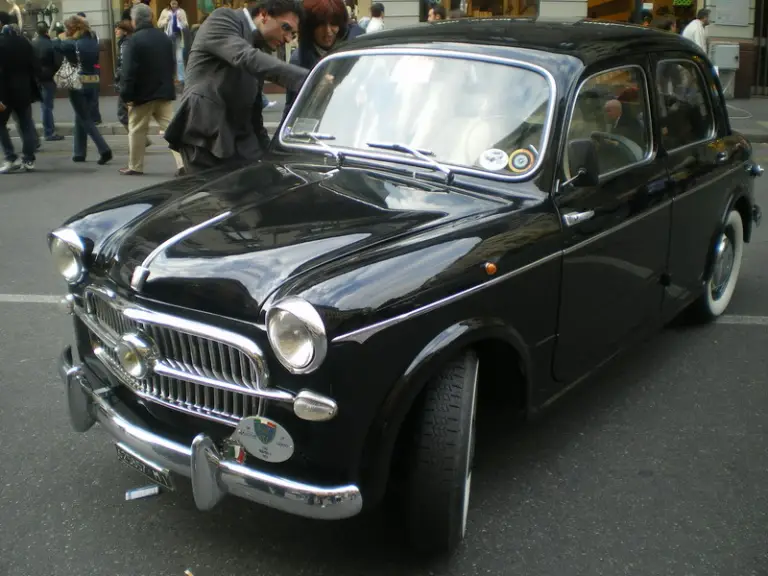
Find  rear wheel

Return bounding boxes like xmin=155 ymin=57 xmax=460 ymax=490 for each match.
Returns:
xmin=402 ymin=349 xmax=479 ymax=554
xmin=692 ymin=209 xmax=744 ymax=321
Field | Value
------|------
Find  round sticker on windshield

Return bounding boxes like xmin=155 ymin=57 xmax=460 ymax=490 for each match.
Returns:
xmin=508 ymin=149 xmax=535 ymax=173
xmin=478 ymin=148 xmax=509 ymax=171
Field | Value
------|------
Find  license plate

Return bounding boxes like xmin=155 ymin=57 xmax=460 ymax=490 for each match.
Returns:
xmin=115 ymin=443 xmax=175 ymax=491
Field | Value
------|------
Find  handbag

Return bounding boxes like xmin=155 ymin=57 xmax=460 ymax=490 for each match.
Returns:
xmin=53 ymin=41 xmax=83 ymax=90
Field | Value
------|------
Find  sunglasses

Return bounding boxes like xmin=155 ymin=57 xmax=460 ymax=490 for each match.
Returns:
xmin=280 ymin=21 xmax=297 ymax=39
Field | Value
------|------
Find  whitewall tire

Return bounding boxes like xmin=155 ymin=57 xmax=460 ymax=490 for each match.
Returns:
xmin=696 ymin=209 xmax=744 ymax=320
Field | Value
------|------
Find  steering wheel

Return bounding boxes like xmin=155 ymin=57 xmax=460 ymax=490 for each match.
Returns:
xmin=590 ymin=131 xmax=644 ymax=166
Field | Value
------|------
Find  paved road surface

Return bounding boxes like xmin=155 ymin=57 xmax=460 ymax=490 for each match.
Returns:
xmin=1 ymin=142 xmax=768 ymax=575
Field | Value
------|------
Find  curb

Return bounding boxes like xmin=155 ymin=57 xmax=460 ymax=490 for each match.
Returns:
xmin=741 ymin=131 xmax=768 ymax=144
xmin=9 ymin=122 xmax=281 ymax=138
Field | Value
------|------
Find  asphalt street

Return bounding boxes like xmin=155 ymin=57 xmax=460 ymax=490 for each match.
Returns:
xmin=1 ymin=140 xmax=768 ymax=576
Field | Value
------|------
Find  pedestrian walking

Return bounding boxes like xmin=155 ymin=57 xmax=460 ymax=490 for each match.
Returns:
xmin=118 ymin=2 xmax=184 ymax=175
xmin=681 ymin=9 xmax=710 ymax=54
xmin=114 ymin=19 xmax=152 ymax=147
xmin=0 ymin=11 xmax=40 ymax=173
xmin=76 ymin=12 xmax=102 ymax=124
xmin=164 ymin=0 xmax=308 ymax=174
xmin=32 ymin=21 xmax=65 ymax=142
xmin=157 ymin=0 xmax=189 ymax=86
xmin=52 ymin=15 xmax=113 ymax=165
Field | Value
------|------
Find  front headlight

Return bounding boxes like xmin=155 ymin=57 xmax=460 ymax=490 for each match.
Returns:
xmin=48 ymin=228 xmax=85 ymax=284
xmin=266 ymin=297 xmax=327 ymax=374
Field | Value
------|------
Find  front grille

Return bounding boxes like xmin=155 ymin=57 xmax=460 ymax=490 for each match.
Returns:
xmin=81 ymin=288 xmax=272 ymax=427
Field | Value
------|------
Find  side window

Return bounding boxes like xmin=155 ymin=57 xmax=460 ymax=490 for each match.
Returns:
xmin=565 ymin=66 xmax=652 ymax=178
xmin=656 ymin=60 xmax=715 ymax=150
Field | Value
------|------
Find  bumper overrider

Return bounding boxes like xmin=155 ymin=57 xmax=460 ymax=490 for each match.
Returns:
xmin=59 ymin=345 xmax=363 ymax=519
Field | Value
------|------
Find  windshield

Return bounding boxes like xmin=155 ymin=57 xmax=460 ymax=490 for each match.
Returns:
xmin=280 ymin=52 xmax=554 ymax=180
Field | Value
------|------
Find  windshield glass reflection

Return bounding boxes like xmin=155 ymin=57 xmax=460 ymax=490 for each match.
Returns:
xmin=282 ymin=53 xmax=553 ymax=179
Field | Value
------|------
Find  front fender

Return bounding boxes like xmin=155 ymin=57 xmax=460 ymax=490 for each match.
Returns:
xmin=358 ymin=316 xmax=532 ymax=509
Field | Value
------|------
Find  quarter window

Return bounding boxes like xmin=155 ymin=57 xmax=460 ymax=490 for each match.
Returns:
xmin=656 ymin=60 xmax=714 ymax=150
xmin=565 ymin=66 xmax=652 ymax=178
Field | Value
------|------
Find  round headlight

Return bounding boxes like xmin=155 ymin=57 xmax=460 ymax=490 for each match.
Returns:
xmin=266 ymin=298 xmax=327 ymax=374
xmin=115 ymin=333 xmax=156 ymax=379
xmin=48 ymin=228 xmax=85 ymax=284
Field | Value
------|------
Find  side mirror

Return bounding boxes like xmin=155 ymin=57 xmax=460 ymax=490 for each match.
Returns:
xmin=564 ymin=138 xmax=600 ymax=188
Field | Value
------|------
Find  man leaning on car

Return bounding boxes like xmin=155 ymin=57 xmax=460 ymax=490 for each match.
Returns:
xmin=164 ymin=0 xmax=309 ymax=174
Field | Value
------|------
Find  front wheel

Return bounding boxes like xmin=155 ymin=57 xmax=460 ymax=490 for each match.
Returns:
xmin=693 ymin=208 xmax=745 ymax=321
xmin=402 ymin=349 xmax=479 ymax=554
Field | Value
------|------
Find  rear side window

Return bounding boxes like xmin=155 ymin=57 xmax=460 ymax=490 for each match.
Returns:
xmin=565 ymin=66 xmax=652 ymax=177
xmin=656 ymin=60 xmax=715 ymax=150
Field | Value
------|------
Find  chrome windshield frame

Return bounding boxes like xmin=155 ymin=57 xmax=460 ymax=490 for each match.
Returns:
xmin=277 ymin=46 xmax=558 ymax=184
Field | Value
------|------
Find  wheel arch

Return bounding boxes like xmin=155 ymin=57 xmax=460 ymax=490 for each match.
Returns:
xmin=357 ymin=317 xmax=532 ymax=509
xmin=703 ymin=189 xmax=752 ymax=283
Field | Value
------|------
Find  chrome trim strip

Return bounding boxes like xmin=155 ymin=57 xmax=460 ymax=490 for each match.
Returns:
xmin=130 ymin=211 xmax=233 ymax=292
xmin=59 ymin=346 xmax=363 ymax=520
xmin=332 ymin=250 xmax=562 ymax=344
xmin=278 ymin=47 xmax=558 ymax=184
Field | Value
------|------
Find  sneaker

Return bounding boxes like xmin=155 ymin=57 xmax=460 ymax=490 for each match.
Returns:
xmin=22 ymin=160 xmax=35 ymax=171
xmin=266 ymin=100 xmax=278 ymax=109
xmin=45 ymin=135 xmax=65 ymax=142
xmin=0 ymin=159 xmax=22 ymax=174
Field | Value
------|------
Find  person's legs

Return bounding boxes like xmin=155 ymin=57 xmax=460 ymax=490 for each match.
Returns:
xmin=0 ymin=107 xmax=21 ymax=172
xmin=69 ymin=90 xmax=89 ymax=159
xmin=152 ymin=100 xmax=185 ymax=171
xmin=15 ymin=104 xmax=37 ymax=167
xmin=81 ymin=87 xmax=112 ymax=160
xmin=125 ymin=101 xmax=153 ymax=173
xmin=175 ymin=37 xmax=185 ymax=84
xmin=89 ymin=76 xmax=102 ymax=124
xmin=40 ymin=82 xmax=62 ymax=139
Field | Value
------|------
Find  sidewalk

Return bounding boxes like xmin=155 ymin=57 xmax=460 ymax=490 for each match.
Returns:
xmin=9 ymin=94 xmax=286 ymax=137
xmin=11 ymin=95 xmax=768 ymax=143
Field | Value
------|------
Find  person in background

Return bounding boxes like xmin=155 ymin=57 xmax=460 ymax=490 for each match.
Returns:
xmin=365 ymin=2 xmax=384 ymax=32
xmin=114 ymin=19 xmax=153 ymax=148
xmin=0 ymin=10 xmax=40 ymax=173
xmin=32 ymin=21 xmax=65 ymax=142
xmin=427 ymin=4 xmax=445 ymax=21
xmin=76 ymin=12 xmax=102 ymax=124
xmin=681 ymin=8 xmax=709 ymax=53
xmin=52 ymin=15 xmax=113 ymax=164
xmin=164 ymin=1 xmax=308 ymax=173
xmin=119 ymin=3 xmax=183 ymax=175
xmin=651 ymin=16 xmax=677 ymax=33
xmin=282 ymin=0 xmax=362 ymax=121
xmin=157 ymin=0 xmax=189 ymax=86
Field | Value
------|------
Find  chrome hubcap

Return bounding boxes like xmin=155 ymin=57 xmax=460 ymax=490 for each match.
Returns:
xmin=711 ymin=232 xmax=735 ymax=300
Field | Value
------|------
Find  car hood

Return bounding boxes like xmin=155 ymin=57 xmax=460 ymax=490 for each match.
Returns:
xmin=84 ymin=161 xmax=514 ymax=321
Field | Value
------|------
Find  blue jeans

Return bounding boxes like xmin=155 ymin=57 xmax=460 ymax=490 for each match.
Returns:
xmin=69 ymin=87 xmax=110 ymax=158
xmin=174 ymin=36 xmax=185 ymax=83
xmin=0 ymin=104 xmax=36 ymax=163
xmin=40 ymin=81 xmax=57 ymax=137
xmin=89 ymin=76 xmax=102 ymax=124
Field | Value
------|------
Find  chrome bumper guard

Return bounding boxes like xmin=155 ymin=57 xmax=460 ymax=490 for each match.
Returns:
xmin=59 ymin=346 xmax=363 ymax=520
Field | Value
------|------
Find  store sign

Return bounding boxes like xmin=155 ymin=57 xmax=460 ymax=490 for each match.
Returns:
xmin=714 ymin=0 xmax=749 ymax=27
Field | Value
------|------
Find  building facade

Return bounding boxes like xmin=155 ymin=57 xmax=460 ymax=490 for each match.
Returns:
xmin=0 ymin=0 xmax=759 ymax=97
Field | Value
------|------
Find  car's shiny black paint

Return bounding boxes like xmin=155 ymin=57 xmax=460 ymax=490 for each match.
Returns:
xmin=57 ymin=19 xmax=760 ymax=512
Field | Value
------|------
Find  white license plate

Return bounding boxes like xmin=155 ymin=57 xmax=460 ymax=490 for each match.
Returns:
xmin=115 ymin=444 xmax=175 ymax=491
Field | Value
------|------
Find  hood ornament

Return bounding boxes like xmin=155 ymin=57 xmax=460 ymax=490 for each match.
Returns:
xmin=130 ymin=211 xmax=233 ymax=292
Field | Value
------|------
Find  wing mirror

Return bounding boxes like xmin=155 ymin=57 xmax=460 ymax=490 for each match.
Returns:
xmin=562 ymin=138 xmax=600 ymax=188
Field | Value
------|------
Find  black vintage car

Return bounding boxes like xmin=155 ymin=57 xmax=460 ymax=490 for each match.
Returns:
xmin=51 ymin=18 xmax=762 ymax=554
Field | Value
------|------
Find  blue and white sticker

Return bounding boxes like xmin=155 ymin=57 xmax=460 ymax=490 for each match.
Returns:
xmin=478 ymin=148 xmax=509 ymax=171
xmin=233 ymin=416 xmax=295 ymax=463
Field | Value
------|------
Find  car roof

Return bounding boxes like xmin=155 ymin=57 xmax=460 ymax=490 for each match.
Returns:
xmin=341 ymin=17 xmax=704 ymax=68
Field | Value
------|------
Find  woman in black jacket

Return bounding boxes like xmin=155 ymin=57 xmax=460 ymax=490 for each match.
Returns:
xmin=281 ymin=0 xmax=364 ymax=123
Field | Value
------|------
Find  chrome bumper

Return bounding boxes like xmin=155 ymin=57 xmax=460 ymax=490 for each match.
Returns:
xmin=58 ymin=346 xmax=363 ymax=520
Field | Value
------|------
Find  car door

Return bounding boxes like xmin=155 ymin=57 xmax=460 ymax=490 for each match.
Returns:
xmin=651 ymin=52 xmax=743 ymax=319
xmin=552 ymin=59 xmax=673 ymax=384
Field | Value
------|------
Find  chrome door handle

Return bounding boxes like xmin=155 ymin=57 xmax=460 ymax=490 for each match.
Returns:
xmin=563 ymin=210 xmax=595 ymax=227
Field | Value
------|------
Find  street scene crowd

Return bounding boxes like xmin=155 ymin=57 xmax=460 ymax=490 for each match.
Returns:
xmin=0 ymin=0 xmax=714 ymax=177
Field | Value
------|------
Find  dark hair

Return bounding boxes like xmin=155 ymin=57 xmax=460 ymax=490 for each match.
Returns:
xmin=76 ymin=11 xmax=86 ymax=17
xmin=430 ymin=4 xmax=446 ymax=18
xmin=249 ymin=0 xmax=304 ymax=19
xmin=37 ymin=21 xmax=49 ymax=34
xmin=371 ymin=2 xmax=384 ymax=17
xmin=697 ymin=8 xmax=710 ymax=19
xmin=0 ymin=11 xmax=9 ymax=26
xmin=301 ymin=0 xmax=348 ymax=38
xmin=650 ymin=16 xmax=675 ymax=31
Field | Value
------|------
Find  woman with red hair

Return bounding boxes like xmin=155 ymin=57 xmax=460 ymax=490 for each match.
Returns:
xmin=282 ymin=0 xmax=364 ymax=120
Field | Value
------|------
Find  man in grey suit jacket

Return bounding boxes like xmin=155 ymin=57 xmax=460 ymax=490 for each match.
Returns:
xmin=164 ymin=0 xmax=308 ymax=174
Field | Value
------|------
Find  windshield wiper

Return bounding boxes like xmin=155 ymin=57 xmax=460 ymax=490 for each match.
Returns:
xmin=286 ymin=130 xmax=345 ymax=168
xmin=366 ymin=141 xmax=454 ymax=184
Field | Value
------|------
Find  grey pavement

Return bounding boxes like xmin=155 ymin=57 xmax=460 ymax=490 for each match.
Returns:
xmin=10 ymin=94 xmax=286 ymax=137
xmin=2 ymin=143 xmax=768 ymax=575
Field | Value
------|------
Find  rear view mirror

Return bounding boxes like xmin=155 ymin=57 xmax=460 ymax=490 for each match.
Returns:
xmin=565 ymin=139 xmax=600 ymax=188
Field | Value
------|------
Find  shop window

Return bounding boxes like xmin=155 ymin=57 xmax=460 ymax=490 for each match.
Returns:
xmin=565 ymin=66 xmax=651 ymax=177
xmin=656 ymin=60 xmax=715 ymax=150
